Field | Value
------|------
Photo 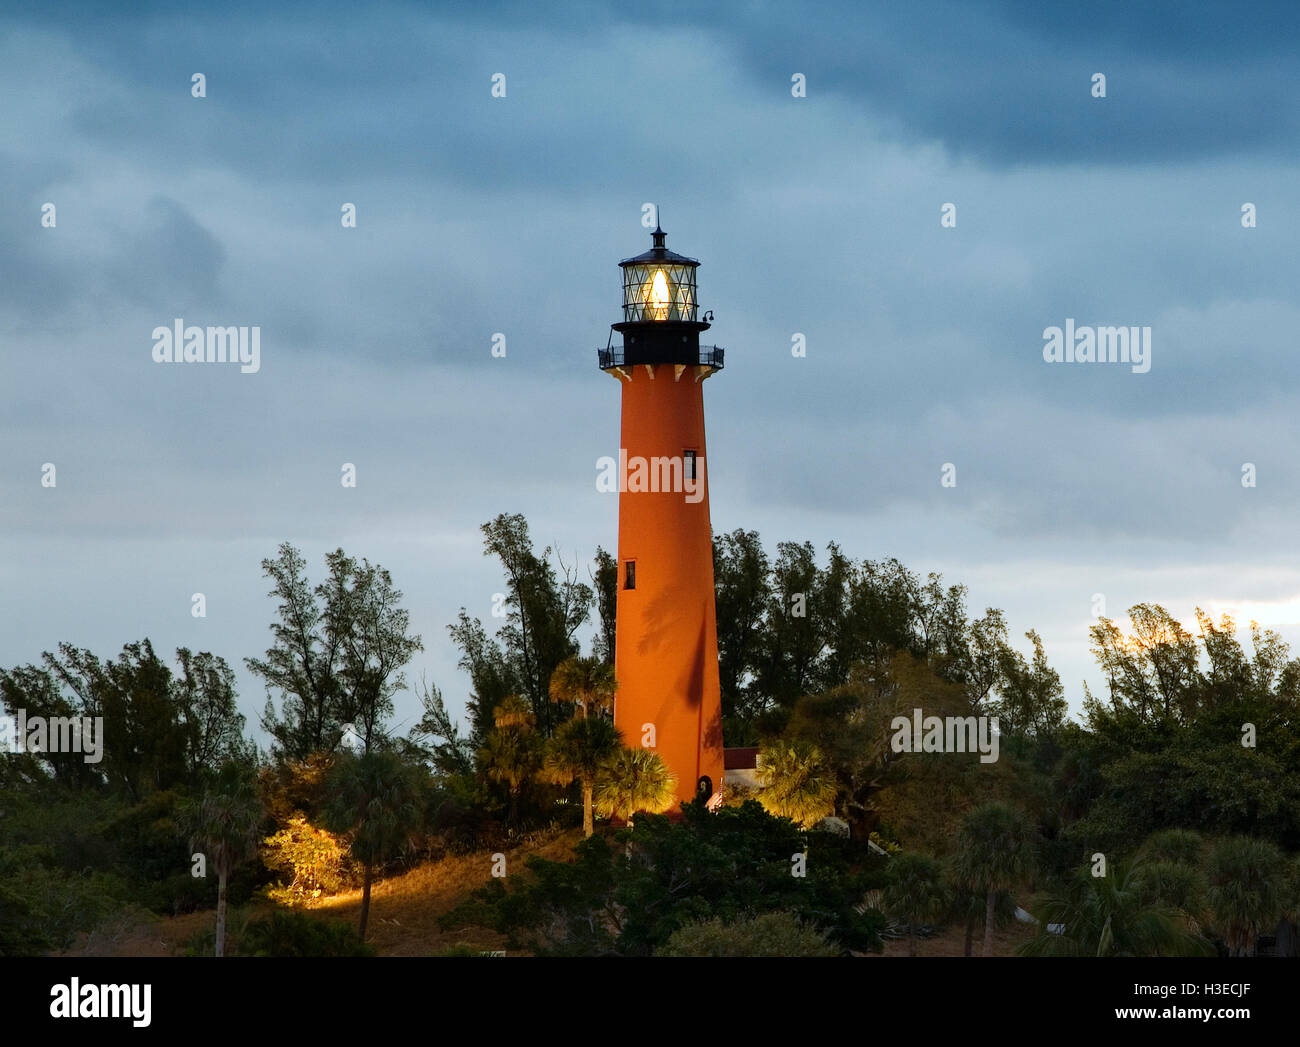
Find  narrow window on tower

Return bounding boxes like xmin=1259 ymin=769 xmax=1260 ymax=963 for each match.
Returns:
xmin=624 ymin=561 xmax=636 ymax=590
xmin=684 ymin=449 xmax=697 ymax=481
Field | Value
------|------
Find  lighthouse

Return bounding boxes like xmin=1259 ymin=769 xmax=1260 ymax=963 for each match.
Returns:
xmin=598 ymin=224 xmax=726 ymax=809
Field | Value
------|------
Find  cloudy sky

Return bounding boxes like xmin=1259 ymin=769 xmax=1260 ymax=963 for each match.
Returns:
xmin=3 ymin=1 xmax=1299 ymax=741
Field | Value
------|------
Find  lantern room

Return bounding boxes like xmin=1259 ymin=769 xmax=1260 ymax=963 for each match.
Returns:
xmin=619 ymin=225 xmax=699 ymax=323
xmin=600 ymin=225 xmax=724 ymax=372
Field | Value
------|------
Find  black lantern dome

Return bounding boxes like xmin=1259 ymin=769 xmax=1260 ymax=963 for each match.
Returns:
xmin=598 ymin=226 xmax=724 ymax=373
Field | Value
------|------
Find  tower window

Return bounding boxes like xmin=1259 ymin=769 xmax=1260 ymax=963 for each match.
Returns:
xmin=684 ymin=450 xmax=697 ymax=480
xmin=624 ymin=561 xmax=636 ymax=590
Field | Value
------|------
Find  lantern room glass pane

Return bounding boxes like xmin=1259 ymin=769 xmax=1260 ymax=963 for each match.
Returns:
xmin=622 ymin=264 xmax=698 ymax=322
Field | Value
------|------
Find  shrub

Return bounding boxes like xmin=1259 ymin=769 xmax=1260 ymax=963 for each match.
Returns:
xmin=658 ymin=911 xmax=838 ymax=957
xmin=1139 ymin=829 xmax=1204 ymax=866
xmin=238 ymin=911 xmax=375 ymax=957
xmin=1136 ymin=860 xmax=1206 ymax=918
xmin=261 ymin=813 xmax=354 ymax=905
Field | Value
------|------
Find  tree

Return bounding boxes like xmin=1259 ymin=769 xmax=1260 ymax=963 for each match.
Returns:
xmin=754 ymin=739 xmax=837 ymax=828
xmin=593 ymin=748 xmax=677 ymax=828
xmin=713 ymin=529 xmax=771 ymax=727
xmin=544 ymin=716 xmax=623 ymax=837
xmin=443 ymin=801 xmax=884 ymax=956
xmin=480 ymin=696 xmax=543 ymax=825
xmin=246 ymin=544 xmax=341 ymax=759
xmin=953 ymin=803 xmax=1037 ymax=957
xmin=548 ymin=656 xmax=616 ymax=720
xmin=321 ymin=751 xmax=422 ymax=941
xmin=450 ymin=515 xmax=593 ymax=738
xmin=3 ymin=640 xmax=250 ymax=797
xmin=591 ymin=546 xmax=617 ymax=666
xmin=447 ymin=611 xmax=518 ymax=746
xmin=784 ymin=658 xmax=910 ymax=840
xmin=882 ymin=853 xmax=949 ymax=956
xmin=248 ymin=543 xmax=423 ymax=760
xmin=408 ymin=675 xmax=475 ymax=777
xmin=185 ymin=766 xmax=263 ymax=957
xmin=322 ymin=551 xmax=424 ymax=753
xmin=1019 ymin=858 xmax=1213 ymax=957
xmin=1085 ymin=604 xmax=1300 ymax=729
xmin=1206 ymin=836 xmax=1285 ymax=956
xmin=174 ymin=648 xmax=255 ymax=778
xmin=1139 ymin=828 xmax=1204 ymax=866
xmin=994 ymin=630 xmax=1067 ymax=739
xmin=753 ymin=541 xmax=824 ymax=713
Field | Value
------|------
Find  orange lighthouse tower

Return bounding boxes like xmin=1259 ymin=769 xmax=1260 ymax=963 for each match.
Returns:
xmin=598 ymin=224 xmax=725 ymax=809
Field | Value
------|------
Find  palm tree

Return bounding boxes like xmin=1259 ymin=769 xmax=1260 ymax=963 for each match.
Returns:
xmin=1019 ymin=858 xmax=1214 ymax=957
xmin=1139 ymin=828 xmax=1204 ymax=865
xmin=882 ymin=852 xmax=949 ymax=956
xmin=544 ymin=715 xmax=623 ymax=836
xmin=186 ymin=770 xmax=263 ymax=957
xmin=492 ymin=693 xmax=535 ymax=730
xmin=1135 ymin=859 xmax=1206 ymax=921
xmin=549 ymin=656 xmax=617 ymax=719
xmin=322 ymin=750 xmax=421 ymax=941
xmin=1206 ymin=836 xmax=1285 ymax=956
xmin=947 ymin=880 xmax=1014 ymax=957
xmin=953 ymin=803 xmax=1037 ymax=957
xmin=481 ymin=695 xmax=543 ymax=825
xmin=754 ymin=740 xmax=838 ymax=829
xmin=593 ymin=747 xmax=677 ymax=828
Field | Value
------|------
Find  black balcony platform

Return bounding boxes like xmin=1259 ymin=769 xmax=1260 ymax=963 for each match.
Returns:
xmin=598 ymin=345 xmax=724 ymax=371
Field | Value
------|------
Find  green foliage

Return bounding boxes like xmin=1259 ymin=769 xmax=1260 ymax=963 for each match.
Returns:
xmin=261 ymin=814 xmax=354 ymax=904
xmin=658 ymin=911 xmax=839 ymax=957
xmin=443 ymin=800 xmax=886 ymax=956
xmin=237 ymin=910 xmax=376 ymax=957
xmin=0 ymin=844 xmax=128 ymax=955
xmin=544 ymin=714 xmax=622 ymax=836
xmin=548 ymin=656 xmax=616 ymax=719
xmin=248 ymin=543 xmax=424 ymax=760
xmin=321 ymin=751 xmax=422 ymax=869
xmin=592 ymin=747 xmax=677 ymax=824
xmin=1206 ymin=836 xmax=1286 ymax=956
xmin=183 ymin=769 xmax=264 ymax=884
xmin=714 ymin=528 xmax=772 ymax=733
xmin=480 ymin=709 xmax=544 ymax=825
xmin=182 ymin=765 xmax=265 ymax=956
xmin=1136 ymin=859 xmax=1207 ymax=920
xmin=448 ymin=514 xmax=592 ymax=741
xmin=0 ymin=639 xmax=250 ymax=799
xmin=321 ymin=749 xmax=423 ymax=940
xmin=1019 ymin=858 xmax=1214 ymax=957
xmin=954 ymin=803 xmax=1038 ymax=957
xmin=409 ymin=675 xmax=476 ymax=777
xmin=755 ymin=739 xmax=837 ymax=828
xmin=591 ymin=546 xmax=618 ymax=667
xmin=882 ymin=852 xmax=949 ymax=954
xmin=954 ymin=803 xmax=1037 ymax=893
xmin=1139 ymin=828 xmax=1205 ymax=865
xmin=1087 ymin=606 xmax=1300 ymax=728
xmin=1064 ymin=743 xmax=1300 ymax=855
